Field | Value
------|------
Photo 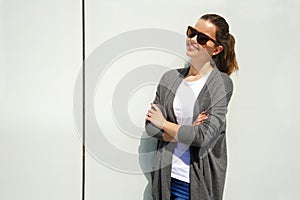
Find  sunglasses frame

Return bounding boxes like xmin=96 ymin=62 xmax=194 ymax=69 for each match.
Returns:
xmin=186 ymin=26 xmax=217 ymax=45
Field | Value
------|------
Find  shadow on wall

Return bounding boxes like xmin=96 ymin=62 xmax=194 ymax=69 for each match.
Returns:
xmin=138 ymin=131 xmax=158 ymax=200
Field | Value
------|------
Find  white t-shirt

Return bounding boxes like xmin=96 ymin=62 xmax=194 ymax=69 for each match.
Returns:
xmin=171 ymin=71 xmax=211 ymax=183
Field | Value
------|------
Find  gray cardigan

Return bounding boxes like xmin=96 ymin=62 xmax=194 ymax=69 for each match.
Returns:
xmin=145 ymin=65 xmax=233 ymax=200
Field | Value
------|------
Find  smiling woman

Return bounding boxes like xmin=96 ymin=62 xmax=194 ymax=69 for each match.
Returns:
xmin=145 ymin=13 xmax=239 ymax=200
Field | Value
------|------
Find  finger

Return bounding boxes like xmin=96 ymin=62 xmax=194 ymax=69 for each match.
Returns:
xmin=198 ymin=117 xmax=208 ymax=121
xmin=195 ymin=118 xmax=202 ymax=123
xmin=198 ymin=115 xmax=206 ymax=120
xmin=194 ymin=119 xmax=206 ymax=125
xmin=194 ymin=121 xmax=203 ymax=126
xmin=203 ymin=110 xmax=210 ymax=114
xmin=195 ymin=117 xmax=202 ymax=122
xmin=201 ymin=110 xmax=209 ymax=114
xmin=148 ymin=109 xmax=155 ymax=114
xmin=198 ymin=115 xmax=208 ymax=119
xmin=151 ymin=103 xmax=160 ymax=112
xmin=195 ymin=121 xmax=201 ymax=125
xmin=199 ymin=113 xmax=208 ymax=117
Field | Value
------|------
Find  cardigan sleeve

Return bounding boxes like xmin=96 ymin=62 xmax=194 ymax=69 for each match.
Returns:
xmin=145 ymin=74 xmax=167 ymax=140
xmin=177 ymin=74 xmax=233 ymax=148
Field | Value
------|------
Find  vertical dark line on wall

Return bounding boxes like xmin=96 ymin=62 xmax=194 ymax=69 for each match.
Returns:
xmin=82 ymin=0 xmax=86 ymax=199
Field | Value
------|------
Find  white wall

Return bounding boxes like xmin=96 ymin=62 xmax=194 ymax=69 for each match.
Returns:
xmin=85 ymin=0 xmax=300 ymax=200
xmin=0 ymin=0 xmax=82 ymax=199
xmin=1 ymin=0 xmax=300 ymax=200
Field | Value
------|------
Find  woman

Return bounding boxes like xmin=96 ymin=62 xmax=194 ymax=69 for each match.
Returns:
xmin=145 ymin=14 xmax=238 ymax=200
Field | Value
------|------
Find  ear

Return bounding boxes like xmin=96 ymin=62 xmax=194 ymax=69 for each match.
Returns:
xmin=212 ymin=45 xmax=223 ymax=56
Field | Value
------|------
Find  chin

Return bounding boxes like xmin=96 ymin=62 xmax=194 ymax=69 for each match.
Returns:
xmin=186 ymin=51 xmax=197 ymax=58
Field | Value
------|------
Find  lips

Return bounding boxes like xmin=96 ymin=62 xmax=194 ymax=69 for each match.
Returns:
xmin=187 ymin=42 xmax=200 ymax=51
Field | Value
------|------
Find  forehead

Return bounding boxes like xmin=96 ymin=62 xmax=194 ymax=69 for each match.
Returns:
xmin=194 ymin=19 xmax=217 ymax=39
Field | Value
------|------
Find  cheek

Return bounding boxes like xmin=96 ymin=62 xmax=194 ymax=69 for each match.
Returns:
xmin=202 ymin=45 xmax=215 ymax=56
xmin=186 ymin=38 xmax=191 ymax=43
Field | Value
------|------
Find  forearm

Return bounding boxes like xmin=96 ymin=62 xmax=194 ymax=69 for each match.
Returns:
xmin=145 ymin=120 xmax=163 ymax=139
xmin=162 ymin=121 xmax=180 ymax=141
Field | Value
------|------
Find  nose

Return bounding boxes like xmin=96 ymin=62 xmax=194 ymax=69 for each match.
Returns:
xmin=190 ymin=35 xmax=198 ymax=43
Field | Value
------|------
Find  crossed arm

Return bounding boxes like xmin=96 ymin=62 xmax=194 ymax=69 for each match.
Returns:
xmin=145 ymin=103 xmax=208 ymax=142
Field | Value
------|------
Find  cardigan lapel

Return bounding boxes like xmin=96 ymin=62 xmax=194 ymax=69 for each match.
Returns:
xmin=163 ymin=65 xmax=220 ymax=124
xmin=166 ymin=65 xmax=219 ymax=123
xmin=163 ymin=67 xmax=189 ymax=124
xmin=192 ymin=66 xmax=219 ymax=120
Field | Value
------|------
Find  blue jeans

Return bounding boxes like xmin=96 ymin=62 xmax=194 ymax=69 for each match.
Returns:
xmin=170 ymin=178 xmax=190 ymax=200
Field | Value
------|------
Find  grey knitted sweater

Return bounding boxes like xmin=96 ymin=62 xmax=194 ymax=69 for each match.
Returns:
xmin=145 ymin=65 xmax=233 ymax=200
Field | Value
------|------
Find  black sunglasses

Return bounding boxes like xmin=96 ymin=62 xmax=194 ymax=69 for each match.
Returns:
xmin=186 ymin=26 xmax=217 ymax=45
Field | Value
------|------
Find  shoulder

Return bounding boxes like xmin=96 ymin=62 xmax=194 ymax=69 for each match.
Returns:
xmin=209 ymin=67 xmax=233 ymax=92
xmin=158 ymin=67 xmax=188 ymax=84
xmin=162 ymin=67 xmax=187 ymax=78
xmin=220 ymin=71 xmax=233 ymax=91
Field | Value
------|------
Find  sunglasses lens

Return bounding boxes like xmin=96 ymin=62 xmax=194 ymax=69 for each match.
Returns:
xmin=187 ymin=26 xmax=212 ymax=45
xmin=186 ymin=27 xmax=196 ymax=38
xmin=197 ymin=34 xmax=210 ymax=45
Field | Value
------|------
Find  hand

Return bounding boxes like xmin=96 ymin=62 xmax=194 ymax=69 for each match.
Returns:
xmin=145 ymin=103 xmax=166 ymax=129
xmin=193 ymin=111 xmax=209 ymax=126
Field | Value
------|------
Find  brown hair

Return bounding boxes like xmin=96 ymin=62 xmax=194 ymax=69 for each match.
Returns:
xmin=200 ymin=14 xmax=239 ymax=75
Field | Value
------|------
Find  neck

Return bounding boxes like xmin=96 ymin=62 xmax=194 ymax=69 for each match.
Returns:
xmin=187 ymin=60 xmax=213 ymax=78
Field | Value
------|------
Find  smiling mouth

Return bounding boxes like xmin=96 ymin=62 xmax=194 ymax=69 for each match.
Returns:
xmin=187 ymin=42 xmax=200 ymax=50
